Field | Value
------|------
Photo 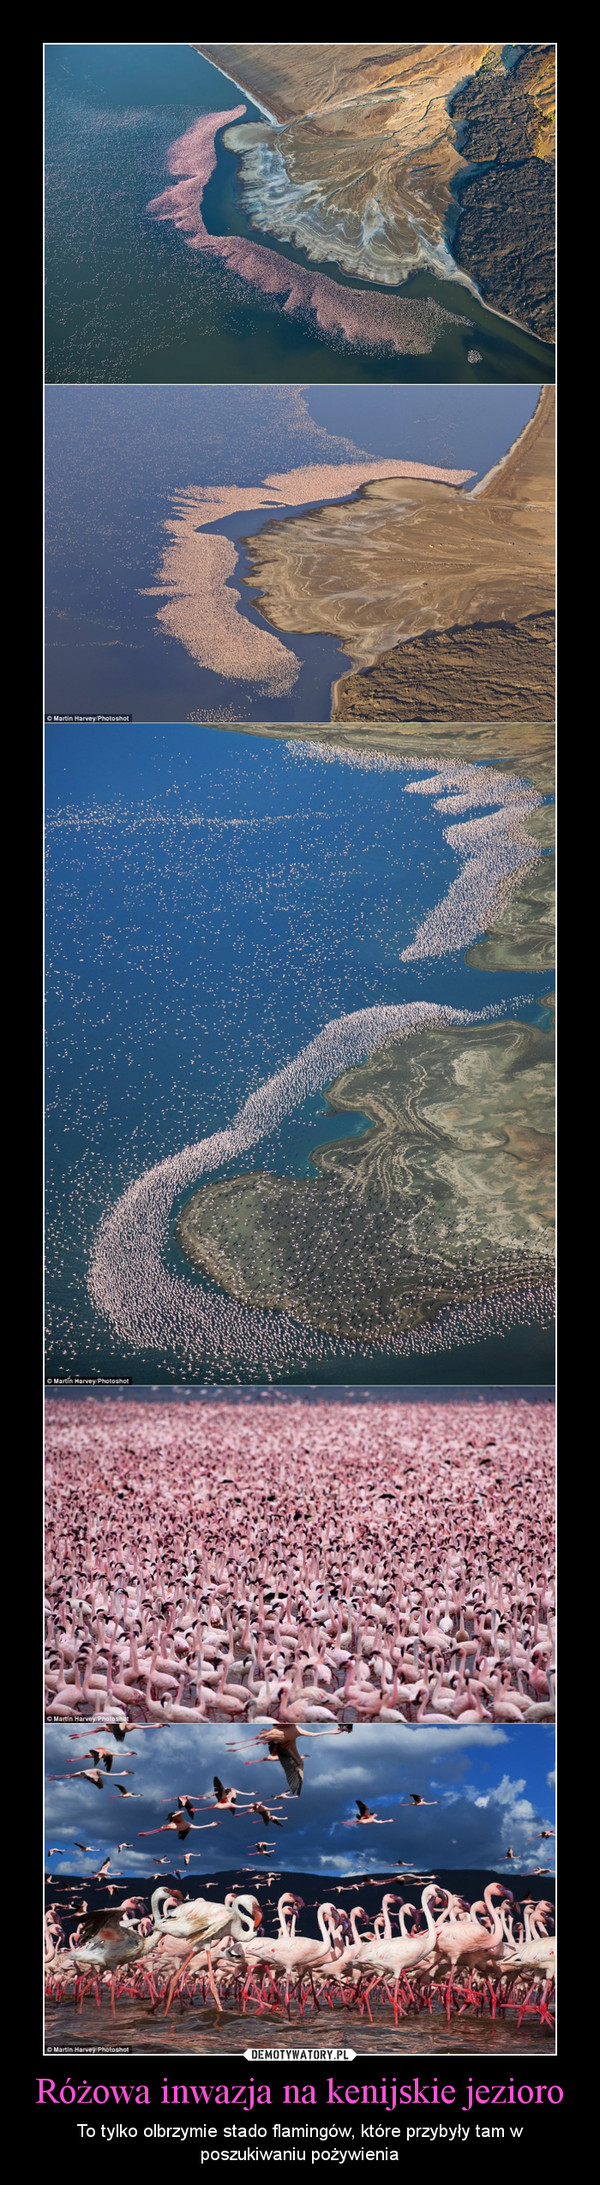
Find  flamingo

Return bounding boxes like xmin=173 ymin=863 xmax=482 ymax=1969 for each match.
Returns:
xmin=148 ymin=1886 xmax=263 ymax=2013
xmin=46 ymin=1398 xmax=554 ymax=1725
xmin=341 ymin=1801 xmax=394 ymax=1828
xmin=69 ymin=1898 xmax=157 ymax=2012
xmin=138 ymin=1802 xmax=220 ymax=1842
xmin=241 ymin=1899 xmax=343 ymax=2014
xmin=399 ymin=1793 xmax=439 ymax=1807
xmin=355 ymin=1885 xmax=447 ymax=2022
xmin=433 ymin=1882 xmax=513 ymax=2016
xmin=205 ymin=1777 xmax=248 ymax=1813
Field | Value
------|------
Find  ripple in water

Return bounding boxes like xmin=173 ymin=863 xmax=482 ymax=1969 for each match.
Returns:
xmin=45 ymin=1997 xmax=553 ymax=2055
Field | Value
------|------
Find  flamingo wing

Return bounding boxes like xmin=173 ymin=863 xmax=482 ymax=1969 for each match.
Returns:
xmin=274 ymin=1745 xmax=303 ymax=1796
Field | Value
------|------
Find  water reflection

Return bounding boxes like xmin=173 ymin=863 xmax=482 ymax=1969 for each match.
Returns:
xmin=46 ymin=2000 xmax=554 ymax=2056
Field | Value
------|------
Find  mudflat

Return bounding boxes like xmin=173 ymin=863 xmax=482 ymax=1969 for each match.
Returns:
xmin=196 ymin=44 xmax=554 ymax=336
xmin=177 ymin=1019 xmax=554 ymax=1345
xmin=197 ymin=43 xmax=492 ymax=287
xmin=244 ymin=389 xmax=555 ymax=721
xmin=466 ymin=855 xmax=555 ymax=972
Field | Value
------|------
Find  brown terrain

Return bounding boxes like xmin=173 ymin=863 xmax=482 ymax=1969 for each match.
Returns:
xmin=218 ymin=721 xmax=555 ymax=793
xmin=450 ymin=46 xmax=555 ymax=339
xmin=333 ymin=614 xmax=555 ymax=724
xmin=196 ymin=43 xmax=554 ymax=335
xmin=196 ymin=43 xmax=496 ymax=286
xmin=243 ymin=388 xmax=555 ymax=723
xmin=178 ymin=1020 xmax=554 ymax=1345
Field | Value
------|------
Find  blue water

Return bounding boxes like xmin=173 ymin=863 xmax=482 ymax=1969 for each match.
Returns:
xmin=44 ymin=43 xmax=554 ymax=387
xmin=45 ymin=725 xmax=554 ymax=1384
xmin=44 ymin=381 xmax=542 ymax=724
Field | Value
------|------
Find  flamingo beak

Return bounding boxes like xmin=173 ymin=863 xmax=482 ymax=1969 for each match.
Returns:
xmin=253 ymin=1907 xmax=262 ymax=1928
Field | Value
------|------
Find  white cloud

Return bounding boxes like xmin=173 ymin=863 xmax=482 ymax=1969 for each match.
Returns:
xmin=479 ymin=1773 xmax=536 ymax=1835
xmin=311 ymin=1768 xmax=371 ymax=1789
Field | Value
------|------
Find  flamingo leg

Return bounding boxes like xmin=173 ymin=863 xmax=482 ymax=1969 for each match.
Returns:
xmin=206 ymin=1946 xmax=223 ymax=2012
xmin=164 ymin=1950 xmax=196 ymax=2018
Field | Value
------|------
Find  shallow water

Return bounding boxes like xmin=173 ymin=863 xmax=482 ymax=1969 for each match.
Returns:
xmin=45 ymin=724 xmax=554 ymax=1383
xmin=45 ymin=1997 xmax=554 ymax=2056
xmin=45 ymin=45 xmax=554 ymax=387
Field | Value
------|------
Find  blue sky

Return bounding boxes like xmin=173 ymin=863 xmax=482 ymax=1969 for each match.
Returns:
xmin=46 ymin=1723 xmax=555 ymax=1881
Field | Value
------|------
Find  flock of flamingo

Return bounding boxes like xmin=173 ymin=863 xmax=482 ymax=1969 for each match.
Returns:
xmin=44 ymin=1881 xmax=555 ymax=2030
xmin=45 ymin=1398 xmax=554 ymax=1725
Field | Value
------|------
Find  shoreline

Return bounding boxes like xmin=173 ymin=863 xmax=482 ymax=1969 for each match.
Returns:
xmin=470 ymin=384 xmax=552 ymax=498
xmin=147 ymin=461 xmax=474 ymax=696
xmin=192 ymin=46 xmax=283 ymax=127
xmin=192 ymin=50 xmax=554 ymax=347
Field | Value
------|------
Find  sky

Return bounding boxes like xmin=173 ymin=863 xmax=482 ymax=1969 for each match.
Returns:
xmin=46 ymin=1723 xmax=555 ymax=1882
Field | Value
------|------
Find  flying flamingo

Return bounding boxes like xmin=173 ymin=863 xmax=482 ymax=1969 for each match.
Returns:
xmin=204 ymin=1777 xmax=259 ymax=1813
xmin=341 ymin=1801 xmax=394 ymax=1827
xmin=138 ymin=1806 xmax=219 ymax=1843
xmin=80 ymin=1748 xmax=129 ymax=1771
xmin=399 ymin=1793 xmax=440 ymax=1807
xmin=245 ymin=1802 xmax=286 ymax=1828
xmin=49 ymin=1769 xmax=106 ymax=1789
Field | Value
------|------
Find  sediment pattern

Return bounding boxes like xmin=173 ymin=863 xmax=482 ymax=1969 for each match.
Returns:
xmin=242 ymin=390 xmax=554 ymax=721
xmin=144 ymin=454 xmax=473 ymax=695
xmin=195 ymin=44 xmax=492 ymax=285
xmin=466 ymin=856 xmax=555 ymax=973
xmin=178 ymin=1019 xmax=554 ymax=1347
xmin=88 ymin=1001 xmax=552 ymax=1375
xmin=333 ymin=614 xmax=556 ymax=724
xmin=147 ymin=110 xmax=467 ymax=356
xmin=193 ymin=45 xmax=554 ymax=339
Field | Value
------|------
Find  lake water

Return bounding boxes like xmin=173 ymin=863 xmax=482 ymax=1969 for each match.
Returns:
xmin=45 ymin=45 xmax=554 ymax=387
xmin=45 ymin=1995 xmax=554 ymax=2055
xmin=45 ymin=724 xmax=554 ymax=1384
xmin=44 ymin=381 xmax=542 ymax=724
